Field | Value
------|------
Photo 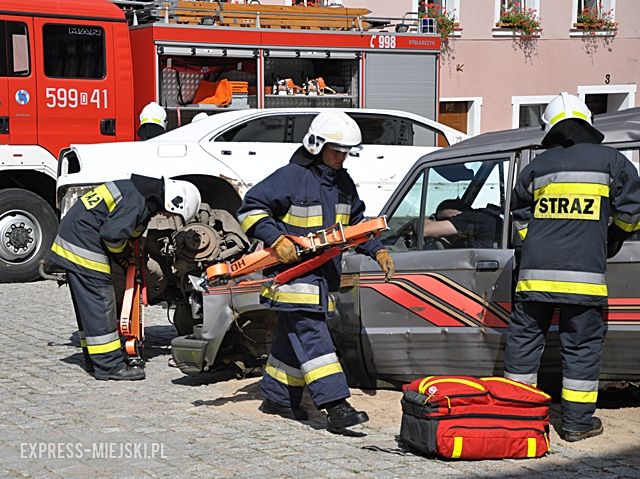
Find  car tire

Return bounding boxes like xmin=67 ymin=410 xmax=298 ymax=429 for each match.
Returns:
xmin=0 ymin=189 xmax=58 ymax=283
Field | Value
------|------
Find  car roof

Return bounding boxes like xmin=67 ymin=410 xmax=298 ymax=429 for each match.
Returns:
xmin=417 ymin=107 xmax=640 ymax=164
xmin=151 ymin=107 xmax=467 ymax=142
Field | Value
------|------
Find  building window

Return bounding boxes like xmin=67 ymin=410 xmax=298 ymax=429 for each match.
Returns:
xmin=414 ymin=0 xmax=460 ymax=22
xmin=511 ymin=95 xmax=555 ymax=129
xmin=495 ymin=0 xmax=540 ymax=24
xmin=572 ymin=0 xmax=616 ymax=25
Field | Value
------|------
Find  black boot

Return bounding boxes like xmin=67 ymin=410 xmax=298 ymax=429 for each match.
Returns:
xmin=325 ymin=400 xmax=369 ymax=432
xmin=94 ymin=364 xmax=145 ymax=381
xmin=259 ymin=399 xmax=309 ymax=420
xmin=562 ymin=416 xmax=603 ymax=442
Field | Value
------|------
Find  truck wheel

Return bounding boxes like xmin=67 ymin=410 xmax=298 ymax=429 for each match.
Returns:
xmin=0 ymin=189 xmax=58 ymax=283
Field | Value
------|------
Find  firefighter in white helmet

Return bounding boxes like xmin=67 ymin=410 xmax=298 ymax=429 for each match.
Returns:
xmin=138 ymin=101 xmax=167 ymax=140
xmin=504 ymin=93 xmax=640 ymax=441
xmin=47 ymin=175 xmax=201 ymax=380
xmin=237 ymin=110 xmax=395 ymax=433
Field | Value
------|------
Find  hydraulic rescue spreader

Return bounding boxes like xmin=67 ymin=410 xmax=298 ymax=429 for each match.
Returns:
xmin=205 ymin=216 xmax=389 ymax=287
xmin=119 ymin=216 xmax=388 ymax=362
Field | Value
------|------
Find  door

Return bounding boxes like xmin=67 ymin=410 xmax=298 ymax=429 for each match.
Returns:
xmin=438 ymin=101 xmax=468 ymax=146
xmin=200 ymin=113 xmax=298 ymax=186
xmin=0 ymin=21 xmax=8 ymax=144
xmin=1 ymin=17 xmax=36 ymax=146
xmin=343 ymin=154 xmax=515 ymax=385
xmin=364 ymin=52 xmax=438 ymax=120
xmin=33 ymin=19 xmax=116 ymax=159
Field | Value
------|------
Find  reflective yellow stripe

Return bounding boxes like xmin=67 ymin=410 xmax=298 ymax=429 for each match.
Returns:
xmin=104 ymin=241 xmax=127 ymax=254
xmin=518 ymin=227 xmax=528 ymax=240
xmin=527 ymin=438 xmax=536 ymax=457
xmin=516 ymin=279 xmax=607 ymax=297
xmin=418 ymin=378 xmax=485 ymax=395
xmin=613 ymin=216 xmax=640 ymax=233
xmin=544 ymin=432 xmax=550 ymax=452
xmin=280 ymin=213 xmax=323 ymax=228
xmin=80 ymin=338 xmax=87 ymax=348
xmin=481 ymin=377 xmax=551 ymax=399
xmin=561 ymin=388 xmax=598 ymax=403
xmin=533 ymin=183 xmax=609 ymax=200
xmin=241 ymin=213 xmax=269 ymax=233
xmin=96 ymin=184 xmax=117 ymax=212
xmin=335 ymin=214 xmax=350 ymax=224
xmin=572 ymin=110 xmax=589 ymax=122
xmin=86 ymin=339 xmax=121 ymax=355
xmin=131 ymin=226 xmax=145 ymax=238
xmin=304 ymin=362 xmax=343 ymax=384
xmin=260 ymin=287 xmax=320 ymax=305
xmin=51 ymin=243 xmax=111 ymax=274
xmin=265 ymin=364 xmax=306 ymax=387
xmin=549 ymin=111 xmax=566 ymax=126
xmin=452 ymin=437 xmax=463 ymax=459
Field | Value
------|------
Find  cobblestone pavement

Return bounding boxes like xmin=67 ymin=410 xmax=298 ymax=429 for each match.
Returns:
xmin=1 ymin=281 xmax=640 ymax=479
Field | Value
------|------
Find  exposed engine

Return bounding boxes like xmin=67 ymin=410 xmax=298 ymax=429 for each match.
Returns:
xmin=143 ymin=204 xmax=250 ymax=334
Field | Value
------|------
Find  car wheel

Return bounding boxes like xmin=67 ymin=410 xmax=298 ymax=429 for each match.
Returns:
xmin=0 ymin=189 xmax=58 ymax=283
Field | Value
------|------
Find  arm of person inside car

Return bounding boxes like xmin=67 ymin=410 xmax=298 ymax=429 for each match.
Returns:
xmin=423 ymin=217 xmax=458 ymax=237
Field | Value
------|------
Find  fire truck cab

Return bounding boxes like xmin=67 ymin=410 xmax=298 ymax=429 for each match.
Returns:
xmin=0 ymin=0 xmax=441 ymax=282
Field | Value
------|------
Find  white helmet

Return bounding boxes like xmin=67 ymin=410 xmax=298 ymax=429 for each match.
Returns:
xmin=541 ymin=92 xmax=593 ymax=133
xmin=163 ymin=179 xmax=201 ymax=223
xmin=302 ymin=111 xmax=362 ymax=155
xmin=192 ymin=112 xmax=209 ymax=123
xmin=139 ymin=101 xmax=167 ymax=130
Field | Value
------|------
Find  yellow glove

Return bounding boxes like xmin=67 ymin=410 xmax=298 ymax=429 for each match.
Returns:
xmin=272 ymin=235 xmax=300 ymax=264
xmin=375 ymin=249 xmax=395 ymax=282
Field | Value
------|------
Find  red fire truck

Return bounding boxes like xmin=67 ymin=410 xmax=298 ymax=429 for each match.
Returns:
xmin=0 ymin=0 xmax=441 ymax=282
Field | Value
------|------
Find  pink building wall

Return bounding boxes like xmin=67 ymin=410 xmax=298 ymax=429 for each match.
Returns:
xmin=245 ymin=0 xmax=638 ymax=134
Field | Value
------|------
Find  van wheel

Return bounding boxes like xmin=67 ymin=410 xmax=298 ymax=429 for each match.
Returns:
xmin=0 ymin=189 xmax=58 ymax=283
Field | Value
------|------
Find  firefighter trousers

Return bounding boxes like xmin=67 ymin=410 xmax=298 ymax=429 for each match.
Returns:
xmin=504 ymin=301 xmax=605 ymax=431
xmin=67 ymin=270 xmax=125 ymax=375
xmin=261 ymin=311 xmax=350 ymax=409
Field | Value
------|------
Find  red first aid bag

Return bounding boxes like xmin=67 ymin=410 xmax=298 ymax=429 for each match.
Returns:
xmin=399 ymin=376 xmax=551 ymax=460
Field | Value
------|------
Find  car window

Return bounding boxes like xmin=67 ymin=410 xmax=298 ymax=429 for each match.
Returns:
xmin=348 ymin=114 xmax=448 ymax=147
xmin=381 ymin=158 xmax=508 ymax=251
xmin=291 ymin=114 xmax=316 ymax=143
xmin=215 ymin=115 xmax=288 ymax=142
xmin=379 ymin=172 xmax=424 ymax=251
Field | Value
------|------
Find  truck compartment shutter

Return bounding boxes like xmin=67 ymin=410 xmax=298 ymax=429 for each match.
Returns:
xmin=364 ymin=52 xmax=437 ymax=120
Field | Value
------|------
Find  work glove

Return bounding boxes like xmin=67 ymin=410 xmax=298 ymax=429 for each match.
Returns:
xmin=271 ymin=235 xmax=299 ymax=264
xmin=375 ymin=249 xmax=395 ymax=282
xmin=112 ymin=244 xmax=134 ymax=270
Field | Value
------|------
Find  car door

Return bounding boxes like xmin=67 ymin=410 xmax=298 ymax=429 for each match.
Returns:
xmin=340 ymin=153 xmax=516 ymax=386
xmin=200 ymin=113 xmax=300 ymax=187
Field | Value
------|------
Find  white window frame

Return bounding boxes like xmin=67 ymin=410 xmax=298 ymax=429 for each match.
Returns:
xmin=572 ymin=0 xmax=616 ymax=24
xmin=413 ymin=0 xmax=460 ymax=23
xmin=440 ymin=96 xmax=482 ymax=137
xmin=577 ymin=84 xmax=636 ymax=112
xmin=494 ymin=0 xmax=540 ymax=24
xmin=511 ymin=95 xmax=555 ymax=129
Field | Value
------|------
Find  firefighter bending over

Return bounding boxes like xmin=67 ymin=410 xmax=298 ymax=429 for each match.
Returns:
xmin=237 ymin=111 xmax=395 ymax=433
xmin=504 ymin=93 xmax=640 ymax=442
xmin=47 ymin=175 xmax=201 ymax=380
